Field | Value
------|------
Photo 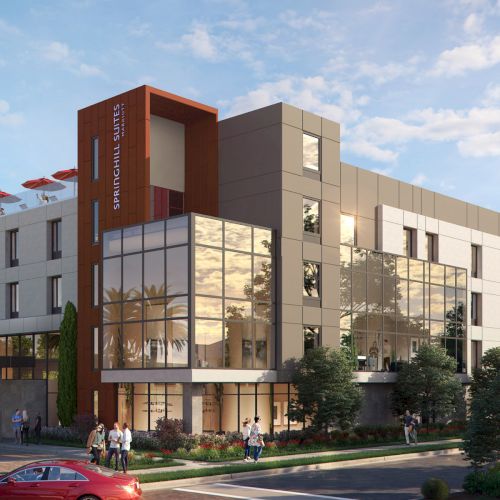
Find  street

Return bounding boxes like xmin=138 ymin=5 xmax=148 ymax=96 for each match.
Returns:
xmin=143 ymin=454 xmax=470 ymax=500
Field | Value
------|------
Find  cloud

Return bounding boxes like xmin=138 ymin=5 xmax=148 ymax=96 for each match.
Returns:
xmin=482 ymin=83 xmax=500 ymax=105
xmin=463 ymin=12 xmax=484 ymax=35
xmin=78 ymin=63 xmax=103 ymax=77
xmin=411 ymin=173 xmax=427 ymax=186
xmin=458 ymin=131 xmax=500 ymax=157
xmin=357 ymin=57 xmax=422 ymax=85
xmin=41 ymin=41 xmax=71 ymax=62
xmin=129 ymin=21 xmax=151 ymax=37
xmin=430 ymin=36 xmax=500 ymax=76
xmin=0 ymin=100 xmax=23 ymax=127
xmin=0 ymin=18 xmax=22 ymax=36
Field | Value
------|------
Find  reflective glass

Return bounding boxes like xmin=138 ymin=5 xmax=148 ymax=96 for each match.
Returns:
xmin=367 ymin=274 xmax=383 ymax=313
xmin=123 ymin=300 xmax=142 ymax=322
xmin=340 ymin=245 xmax=351 ymax=269
xmin=195 ymin=319 xmax=222 ymax=368
xmin=445 ymin=287 xmax=456 ymax=322
xmin=225 ymin=251 xmax=252 ymax=299
xmin=409 ymin=281 xmax=424 ymax=318
xmin=340 ymin=311 xmax=351 ymax=330
xmin=34 ymin=334 xmax=46 ymax=359
xmin=144 ymin=297 xmax=165 ymax=321
xmin=367 ymin=333 xmax=382 ymax=371
xmin=144 ymin=221 xmax=165 ymax=250
xmin=255 ymin=323 xmax=271 ymax=368
xmin=303 ymin=198 xmax=320 ymax=234
xmin=383 ymin=276 xmax=396 ymax=315
xmin=303 ymin=133 xmax=319 ymax=171
xmin=225 ymin=222 xmax=252 ymax=252
xmin=430 ymin=321 xmax=444 ymax=337
xmin=103 ymin=325 xmax=121 ymax=369
xmin=122 ymin=323 xmax=143 ymax=368
xmin=167 ymin=319 xmax=188 ymax=367
xmin=367 ymin=313 xmax=383 ymax=331
xmin=224 ymin=321 xmax=253 ymax=368
xmin=167 ymin=216 xmax=188 ymax=247
xmin=383 ymin=254 xmax=396 ymax=276
xmin=144 ymin=321 xmax=165 ymax=368
xmin=150 ymin=392 xmax=166 ymax=424
xmin=254 ymin=302 xmax=272 ymax=323
xmin=47 ymin=334 xmax=59 ymax=360
xmin=103 ymin=257 xmax=121 ymax=303
xmin=445 ymin=267 xmax=456 ymax=287
xmin=225 ymin=299 xmax=252 ymax=320
xmin=196 ymin=296 xmax=223 ymax=319
xmin=367 ymin=251 xmax=383 ymax=274
xmin=303 ymin=262 xmax=320 ymax=298
xmin=123 ymin=254 xmax=142 ymax=299
xmin=430 ymin=263 xmax=445 ymax=285
xmin=354 ymin=331 xmax=367 ymax=371
xmin=144 ymin=250 xmax=165 ymax=297
xmin=396 ymin=279 xmax=408 ymax=317
xmin=195 ymin=216 xmax=222 ymax=247
xmin=166 ymin=295 xmax=188 ymax=318
xmin=397 ymin=257 xmax=408 ymax=279
xmin=409 ymin=259 xmax=424 ymax=282
xmin=195 ymin=246 xmax=222 ymax=296
xmin=430 ymin=285 xmax=444 ymax=320
xmin=254 ymin=256 xmax=272 ymax=302
xmin=397 ymin=336 xmax=411 ymax=364
xmin=340 ymin=269 xmax=351 ymax=310
xmin=103 ymin=230 xmax=121 ymax=258
xmin=352 ymin=248 xmax=366 ymax=269
xmin=352 ymin=312 xmax=367 ymax=330
xmin=167 ymin=246 xmax=188 ymax=295
xmin=456 ymin=268 xmax=467 ymax=289
xmin=123 ymin=226 xmax=142 ymax=254
xmin=383 ymin=333 xmax=396 ymax=371
xmin=340 ymin=214 xmax=356 ymax=245
xmin=352 ymin=272 xmax=366 ymax=312
xmin=254 ymin=228 xmax=272 ymax=255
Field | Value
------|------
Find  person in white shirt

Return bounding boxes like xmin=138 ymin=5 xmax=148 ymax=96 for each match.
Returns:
xmin=105 ymin=422 xmax=123 ymax=471
xmin=120 ymin=422 xmax=132 ymax=473
xmin=242 ymin=418 xmax=251 ymax=462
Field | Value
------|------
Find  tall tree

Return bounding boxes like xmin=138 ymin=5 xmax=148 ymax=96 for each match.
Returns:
xmin=57 ymin=301 xmax=78 ymax=426
xmin=391 ymin=343 xmax=464 ymax=426
xmin=288 ymin=347 xmax=363 ymax=432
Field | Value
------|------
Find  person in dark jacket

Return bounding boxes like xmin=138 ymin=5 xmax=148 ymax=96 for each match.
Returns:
xmin=34 ymin=413 xmax=42 ymax=445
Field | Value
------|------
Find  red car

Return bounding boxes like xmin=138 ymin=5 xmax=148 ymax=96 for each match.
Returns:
xmin=0 ymin=459 xmax=142 ymax=499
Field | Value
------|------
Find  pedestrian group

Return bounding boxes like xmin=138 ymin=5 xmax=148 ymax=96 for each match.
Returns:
xmin=11 ymin=408 xmax=42 ymax=446
xmin=242 ymin=415 xmax=265 ymax=463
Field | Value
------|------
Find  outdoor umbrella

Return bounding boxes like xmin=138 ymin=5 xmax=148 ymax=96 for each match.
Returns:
xmin=52 ymin=168 xmax=78 ymax=195
xmin=22 ymin=177 xmax=65 ymax=203
xmin=0 ymin=191 xmax=21 ymax=214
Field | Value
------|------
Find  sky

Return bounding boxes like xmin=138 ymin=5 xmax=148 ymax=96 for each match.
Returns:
xmin=1 ymin=0 xmax=500 ymax=209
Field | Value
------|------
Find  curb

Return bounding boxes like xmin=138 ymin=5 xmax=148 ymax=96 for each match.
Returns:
xmin=141 ymin=447 xmax=461 ymax=491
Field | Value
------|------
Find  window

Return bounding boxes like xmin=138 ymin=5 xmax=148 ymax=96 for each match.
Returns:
xmin=303 ymin=262 xmax=320 ymax=298
xmin=426 ymin=233 xmax=437 ymax=262
xmin=303 ymin=133 xmax=319 ymax=171
xmin=93 ymin=327 xmax=99 ymax=370
xmin=91 ymin=200 xmax=99 ymax=243
xmin=304 ymin=326 xmax=320 ymax=353
xmin=471 ymin=245 xmax=480 ymax=278
xmin=403 ymin=228 xmax=414 ymax=257
xmin=93 ymin=390 xmax=99 ymax=419
xmin=471 ymin=293 xmax=481 ymax=326
xmin=9 ymin=282 xmax=19 ymax=318
xmin=47 ymin=466 xmax=87 ymax=481
xmin=92 ymin=264 xmax=99 ymax=307
xmin=340 ymin=214 xmax=356 ymax=245
xmin=51 ymin=276 xmax=62 ymax=314
xmin=303 ymin=198 xmax=320 ymax=235
xmin=471 ymin=340 xmax=482 ymax=371
xmin=51 ymin=220 xmax=62 ymax=259
xmin=8 ymin=230 xmax=18 ymax=267
xmin=91 ymin=136 xmax=99 ymax=180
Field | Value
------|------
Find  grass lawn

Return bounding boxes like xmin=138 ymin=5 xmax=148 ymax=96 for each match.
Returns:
xmin=138 ymin=441 xmax=461 ymax=483
xmin=128 ymin=459 xmax=183 ymax=471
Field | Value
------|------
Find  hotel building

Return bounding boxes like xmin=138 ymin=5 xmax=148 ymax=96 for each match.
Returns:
xmin=1 ymin=85 xmax=498 ymax=435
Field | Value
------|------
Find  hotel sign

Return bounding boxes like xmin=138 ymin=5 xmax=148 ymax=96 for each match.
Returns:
xmin=112 ymin=103 xmax=126 ymax=210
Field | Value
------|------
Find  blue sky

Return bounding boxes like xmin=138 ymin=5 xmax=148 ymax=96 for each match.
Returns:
xmin=1 ymin=0 xmax=500 ymax=209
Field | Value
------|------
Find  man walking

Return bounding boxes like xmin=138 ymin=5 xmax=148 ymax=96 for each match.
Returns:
xmin=403 ymin=410 xmax=414 ymax=445
xmin=120 ymin=423 xmax=132 ymax=473
xmin=105 ymin=422 xmax=122 ymax=471
xmin=34 ymin=413 xmax=42 ymax=445
xmin=11 ymin=409 xmax=22 ymax=444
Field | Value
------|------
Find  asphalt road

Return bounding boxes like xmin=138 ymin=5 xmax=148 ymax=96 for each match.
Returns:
xmin=142 ymin=454 xmax=471 ymax=500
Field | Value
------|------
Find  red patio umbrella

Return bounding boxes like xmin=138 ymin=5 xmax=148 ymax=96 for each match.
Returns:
xmin=0 ymin=190 xmax=12 ymax=198
xmin=52 ymin=168 xmax=78 ymax=182
xmin=0 ymin=191 xmax=21 ymax=214
xmin=22 ymin=177 xmax=65 ymax=204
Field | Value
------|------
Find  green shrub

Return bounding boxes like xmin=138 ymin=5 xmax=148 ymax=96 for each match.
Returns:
xmin=464 ymin=468 xmax=500 ymax=497
xmin=463 ymin=470 xmax=485 ymax=494
xmin=421 ymin=478 xmax=449 ymax=500
xmin=482 ymin=468 xmax=500 ymax=497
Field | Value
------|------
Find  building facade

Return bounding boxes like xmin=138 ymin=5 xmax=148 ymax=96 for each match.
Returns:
xmin=2 ymin=85 xmax=500 ymax=434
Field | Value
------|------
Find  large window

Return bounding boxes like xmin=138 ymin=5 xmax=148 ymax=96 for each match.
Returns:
xmin=471 ymin=245 xmax=480 ymax=278
xmin=303 ymin=133 xmax=319 ymax=171
xmin=340 ymin=244 xmax=467 ymax=373
xmin=471 ymin=292 xmax=480 ymax=326
xmin=9 ymin=282 xmax=19 ymax=318
xmin=51 ymin=276 xmax=62 ymax=314
xmin=303 ymin=198 xmax=320 ymax=235
xmin=425 ymin=233 xmax=436 ymax=262
xmin=304 ymin=326 xmax=320 ymax=353
xmin=8 ymin=229 xmax=18 ymax=267
xmin=303 ymin=262 xmax=320 ymax=298
xmin=92 ymin=264 xmax=99 ymax=307
xmin=91 ymin=137 xmax=99 ymax=181
xmin=51 ymin=220 xmax=62 ymax=259
xmin=471 ymin=340 xmax=482 ymax=370
xmin=91 ymin=200 xmax=99 ymax=244
xmin=340 ymin=214 xmax=356 ymax=245
xmin=403 ymin=228 xmax=414 ymax=257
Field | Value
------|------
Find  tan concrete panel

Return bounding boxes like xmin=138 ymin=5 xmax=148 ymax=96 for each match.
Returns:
xmin=321 ymin=118 xmax=340 ymax=142
xmin=322 ymin=184 xmax=340 ymax=204
xmin=467 ymin=203 xmax=479 ymax=230
xmin=357 ymin=216 xmax=376 ymax=250
xmin=399 ymin=182 xmax=413 ymax=211
xmin=302 ymin=111 xmax=322 ymax=136
xmin=321 ymin=264 xmax=339 ymax=309
xmin=412 ymin=186 xmax=422 ymax=213
xmin=280 ymin=237 xmax=303 ymax=306
xmin=321 ymin=325 xmax=340 ymax=348
xmin=435 ymin=193 xmax=467 ymax=227
xmin=282 ymin=103 xmax=302 ymax=129
xmin=280 ymin=322 xmax=304 ymax=364
xmin=281 ymin=304 xmax=302 ymax=324
xmin=301 ymin=176 xmax=322 ymax=200
xmin=219 ymin=171 xmax=281 ymax=203
xmin=282 ymin=171 xmax=305 ymax=195
xmin=357 ymin=169 xmax=378 ymax=219
xmin=478 ymin=207 xmax=500 ymax=235
xmin=219 ymin=103 xmax=282 ymax=139
xmin=303 ymin=306 xmax=322 ymax=326
xmin=421 ymin=189 xmax=435 ymax=218
xmin=340 ymin=163 xmax=357 ymax=214
xmin=322 ymin=308 xmax=340 ymax=327
xmin=303 ymin=241 xmax=322 ymax=262
xmin=322 ymin=201 xmax=340 ymax=248
xmin=282 ymin=124 xmax=303 ymax=176
xmin=377 ymin=175 xmax=399 ymax=208
xmin=322 ymin=245 xmax=339 ymax=265
xmin=282 ymin=190 xmax=303 ymax=241
xmin=321 ymin=138 xmax=340 ymax=186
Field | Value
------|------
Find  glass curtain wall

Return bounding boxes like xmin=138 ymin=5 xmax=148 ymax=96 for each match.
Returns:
xmin=340 ymin=244 xmax=467 ymax=373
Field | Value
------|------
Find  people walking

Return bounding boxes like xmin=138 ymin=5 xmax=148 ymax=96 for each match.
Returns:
xmin=86 ymin=423 xmax=106 ymax=465
xmin=248 ymin=415 xmax=264 ymax=463
xmin=105 ymin=422 xmax=122 ymax=471
xmin=242 ymin=418 xmax=251 ymax=462
xmin=11 ymin=409 xmax=22 ymax=444
xmin=21 ymin=410 xmax=30 ymax=445
xmin=34 ymin=413 xmax=42 ymax=445
xmin=120 ymin=423 xmax=132 ymax=473
xmin=411 ymin=413 xmax=419 ymax=444
xmin=403 ymin=410 xmax=415 ymax=445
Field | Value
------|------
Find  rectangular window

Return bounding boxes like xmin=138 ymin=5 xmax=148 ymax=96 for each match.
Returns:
xmin=51 ymin=276 xmax=62 ymax=314
xmin=471 ymin=340 xmax=482 ymax=370
xmin=304 ymin=326 xmax=320 ymax=353
xmin=471 ymin=245 xmax=480 ymax=278
xmin=303 ymin=133 xmax=319 ymax=171
xmin=8 ymin=229 xmax=19 ymax=267
xmin=303 ymin=198 xmax=320 ymax=235
xmin=91 ymin=137 xmax=99 ymax=180
xmin=92 ymin=264 xmax=99 ymax=307
xmin=340 ymin=214 xmax=356 ymax=245
xmin=93 ymin=327 xmax=99 ymax=370
xmin=92 ymin=390 xmax=99 ymax=419
xmin=303 ymin=262 xmax=320 ymax=298
xmin=51 ymin=220 xmax=62 ymax=259
xmin=9 ymin=282 xmax=19 ymax=318
xmin=471 ymin=292 xmax=481 ymax=326
xmin=403 ymin=228 xmax=414 ymax=258
xmin=426 ymin=233 xmax=437 ymax=262
xmin=91 ymin=200 xmax=99 ymax=243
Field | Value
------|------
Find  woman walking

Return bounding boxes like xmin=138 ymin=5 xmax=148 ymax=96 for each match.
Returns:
xmin=248 ymin=415 xmax=265 ymax=463
xmin=242 ymin=418 xmax=251 ymax=462
xmin=86 ymin=423 xmax=106 ymax=465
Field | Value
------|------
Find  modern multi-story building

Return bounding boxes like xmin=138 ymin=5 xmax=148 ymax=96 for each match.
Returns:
xmin=1 ymin=85 xmax=499 ymax=436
